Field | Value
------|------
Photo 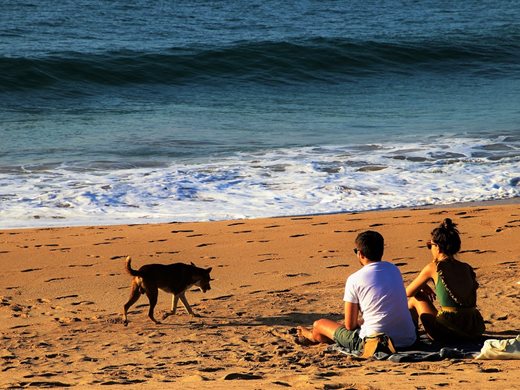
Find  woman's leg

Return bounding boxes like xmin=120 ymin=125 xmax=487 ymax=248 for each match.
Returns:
xmin=297 ymin=318 xmax=343 ymax=344
xmin=408 ymin=292 xmax=438 ymax=339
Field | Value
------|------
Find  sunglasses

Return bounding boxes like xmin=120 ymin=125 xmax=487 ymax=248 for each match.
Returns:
xmin=426 ymin=240 xmax=438 ymax=250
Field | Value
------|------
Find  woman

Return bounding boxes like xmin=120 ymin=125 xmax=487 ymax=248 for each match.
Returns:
xmin=406 ymin=218 xmax=485 ymax=341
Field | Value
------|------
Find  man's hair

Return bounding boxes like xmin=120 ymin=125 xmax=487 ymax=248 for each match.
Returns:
xmin=355 ymin=230 xmax=384 ymax=261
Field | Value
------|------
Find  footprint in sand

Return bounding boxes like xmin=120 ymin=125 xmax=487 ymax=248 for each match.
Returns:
xmin=499 ymin=260 xmax=518 ymax=265
xmin=258 ymin=257 xmax=280 ymax=262
xmin=56 ymin=294 xmax=79 ymax=300
xmin=70 ymin=301 xmax=95 ymax=306
xmin=460 ymin=249 xmax=496 ymax=254
xmin=264 ymin=225 xmax=281 ymax=229
xmin=289 ymin=234 xmax=307 ymax=238
xmin=301 ymin=281 xmax=320 ymax=286
xmin=45 ymin=277 xmax=71 ymax=283
xmin=228 ymin=222 xmax=245 ymax=226
xmin=286 ymin=273 xmax=310 ymax=278
xmin=223 ymin=373 xmax=263 ymax=380
xmin=21 ymin=268 xmax=42 ymax=273
xmin=171 ymin=229 xmax=194 ymax=233
xmin=326 ymin=264 xmax=349 ymax=269
xmin=54 ymin=317 xmax=82 ymax=324
xmin=291 ymin=217 xmax=313 ymax=221
xmin=318 ymin=249 xmax=337 ymax=254
xmin=187 ymin=234 xmax=205 ymax=237
xmin=106 ymin=316 xmax=125 ymax=324
xmin=210 ymin=294 xmax=234 ymax=301
xmin=197 ymin=243 xmax=215 ymax=247
xmin=311 ymin=222 xmax=328 ymax=226
xmin=233 ymin=230 xmax=252 ymax=234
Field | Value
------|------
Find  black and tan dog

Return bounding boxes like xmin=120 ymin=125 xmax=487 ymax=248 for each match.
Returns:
xmin=122 ymin=256 xmax=212 ymax=325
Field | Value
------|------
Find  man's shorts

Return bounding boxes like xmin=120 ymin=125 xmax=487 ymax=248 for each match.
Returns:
xmin=333 ymin=326 xmax=363 ymax=351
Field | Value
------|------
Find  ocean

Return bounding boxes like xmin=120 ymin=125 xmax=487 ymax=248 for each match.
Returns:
xmin=1 ymin=0 xmax=519 ymax=228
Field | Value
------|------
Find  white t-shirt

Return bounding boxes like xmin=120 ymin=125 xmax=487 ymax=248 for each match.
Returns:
xmin=343 ymin=261 xmax=416 ymax=348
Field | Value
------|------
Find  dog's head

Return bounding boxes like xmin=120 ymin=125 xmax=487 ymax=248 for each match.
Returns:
xmin=192 ymin=263 xmax=213 ymax=293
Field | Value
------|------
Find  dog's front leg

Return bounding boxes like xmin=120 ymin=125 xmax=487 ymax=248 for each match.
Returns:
xmin=178 ymin=292 xmax=200 ymax=317
xmin=162 ymin=294 xmax=179 ymax=320
xmin=172 ymin=294 xmax=179 ymax=314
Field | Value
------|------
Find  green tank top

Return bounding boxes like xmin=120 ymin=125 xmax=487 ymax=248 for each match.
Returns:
xmin=436 ymin=275 xmax=459 ymax=307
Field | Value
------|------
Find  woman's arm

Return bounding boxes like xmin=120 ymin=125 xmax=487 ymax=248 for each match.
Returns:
xmin=406 ymin=262 xmax=436 ymax=298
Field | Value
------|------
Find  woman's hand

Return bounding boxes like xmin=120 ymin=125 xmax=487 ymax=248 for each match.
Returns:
xmin=406 ymin=262 xmax=436 ymax=298
xmin=419 ymin=284 xmax=436 ymax=302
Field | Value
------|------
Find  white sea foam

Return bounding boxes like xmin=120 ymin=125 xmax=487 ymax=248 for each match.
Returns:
xmin=0 ymin=137 xmax=519 ymax=229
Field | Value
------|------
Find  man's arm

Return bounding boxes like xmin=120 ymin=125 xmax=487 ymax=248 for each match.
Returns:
xmin=344 ymin=301 xmax=360 ymax=330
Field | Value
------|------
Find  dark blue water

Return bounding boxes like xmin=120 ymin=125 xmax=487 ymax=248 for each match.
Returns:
xmin=1 ymin=1 xmax=519 ymax=227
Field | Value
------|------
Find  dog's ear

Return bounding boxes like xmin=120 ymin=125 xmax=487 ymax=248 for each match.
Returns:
xmin=206 ymin=267 xmax=212 ymax=273
xmin=191 ymin=262 xmax=196 ymax=266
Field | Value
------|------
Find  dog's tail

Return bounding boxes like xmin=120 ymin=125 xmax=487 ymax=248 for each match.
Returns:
xmin=125 ymin=256 xmax=141 ymax=277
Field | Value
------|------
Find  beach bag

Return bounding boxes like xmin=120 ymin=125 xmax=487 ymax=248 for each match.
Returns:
xmin=361 ymin=333 xmax=397 ymax=358
xmin=475 ymin=335 xmax=520 ymax=360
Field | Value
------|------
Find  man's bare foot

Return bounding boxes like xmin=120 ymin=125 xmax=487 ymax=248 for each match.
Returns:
xmin=295 ymin=326 xmax=319 ymax=346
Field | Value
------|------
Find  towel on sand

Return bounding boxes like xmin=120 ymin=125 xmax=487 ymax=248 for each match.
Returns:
xmin=327 ymin=334 xmax=483 ymax=362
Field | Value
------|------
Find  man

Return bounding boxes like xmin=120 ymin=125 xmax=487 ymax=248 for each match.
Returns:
xmin=297 ymin=230 xmax=416 ymax=351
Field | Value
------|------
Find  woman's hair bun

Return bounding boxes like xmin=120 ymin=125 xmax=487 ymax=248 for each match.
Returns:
xmin=442 ymin=218 xmax=456 ymax=230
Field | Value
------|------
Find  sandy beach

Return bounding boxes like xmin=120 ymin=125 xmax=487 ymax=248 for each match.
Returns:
xmin=1 ymin=202 xmax=519 ymax=389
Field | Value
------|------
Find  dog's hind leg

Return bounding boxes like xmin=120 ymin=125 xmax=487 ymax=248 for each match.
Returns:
xmin=144 ymin=286 xmax=160 ymax=324
xmin=122 ymin=280 xmax=141 ymax=326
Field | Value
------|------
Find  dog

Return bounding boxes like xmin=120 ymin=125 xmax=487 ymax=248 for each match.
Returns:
xmin=122 ymin=256 xmax=212 ymax=325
